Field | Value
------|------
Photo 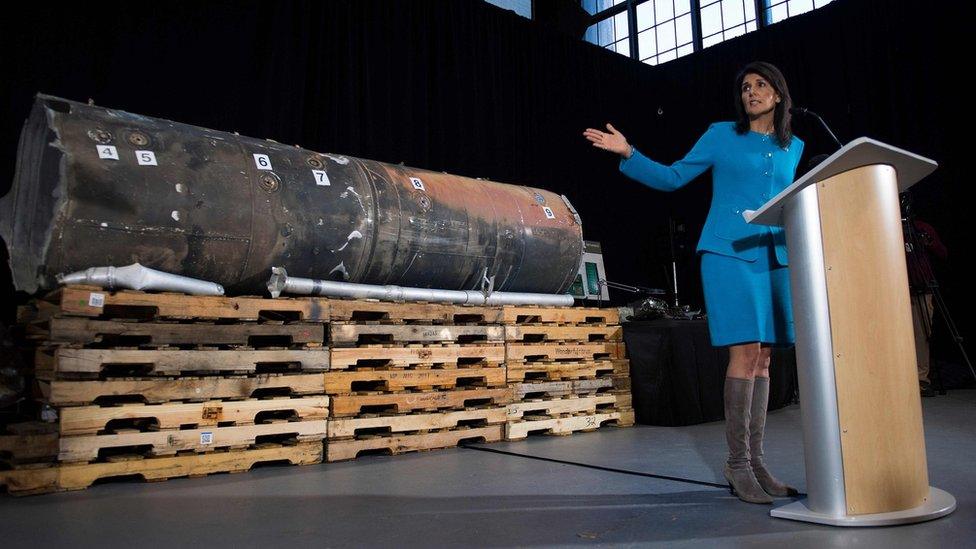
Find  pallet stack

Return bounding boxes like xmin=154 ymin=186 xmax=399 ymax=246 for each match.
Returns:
xmin=0 ymin=286 xmax=329 ymax=495
xmin=323 ymin=301 xmax=512 ymax=461
xmin=502 ymin=306 xmax=634 ymax=440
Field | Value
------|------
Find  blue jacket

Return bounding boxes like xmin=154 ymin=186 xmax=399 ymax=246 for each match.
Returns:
xmin=619 ymin=121 xmax=804 ymax=265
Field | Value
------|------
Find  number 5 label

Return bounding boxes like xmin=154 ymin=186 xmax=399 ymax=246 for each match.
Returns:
xmin=135 ymin=150 xmax=157 ymax=166
xmin=253 ymin=154 xmax=273 ymax=170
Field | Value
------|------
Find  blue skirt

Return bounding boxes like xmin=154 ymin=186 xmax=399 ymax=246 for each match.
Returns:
xmin=699 ymin=244 xmax=795 ymax=347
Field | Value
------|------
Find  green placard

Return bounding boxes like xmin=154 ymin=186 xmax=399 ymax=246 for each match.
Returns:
xmin=585 ymin=261 xmax=599 ymax=295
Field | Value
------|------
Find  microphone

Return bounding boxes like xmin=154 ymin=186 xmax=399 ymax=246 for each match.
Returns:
xmin=790 ymin=106 xmax=844 ymax=150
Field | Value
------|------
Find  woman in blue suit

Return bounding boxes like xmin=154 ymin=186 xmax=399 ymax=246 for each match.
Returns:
xmin=584 ymin=62 xmax=803 ymax=504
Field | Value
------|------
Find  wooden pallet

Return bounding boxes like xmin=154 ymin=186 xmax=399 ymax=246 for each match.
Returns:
xmin=59 ymin=396 xmax=330 ymax=436
xmin=329 ymin=300 xmax=503 ymax=324
xmin=505 ymin=412 xmax=623 ymax=440
xmin=36 ymin=348 xmax=330 ymax=378
xmin=324 ymin=367 xmax=506 ymax=394
xmin=325 ymin=424 xmax=503 ymax=462
xmin=610 ymin=358 xmax=631 ymax=376
xmin=501 ymin=306 xmax=619 ymax=325
xmin=330 ymin=388 xmax=514 ymax=417
xmin=329 ymin=323 xmax=503 ymax=346
xmin=37 ymin=286 xmax=331 ymax=321
xmin=0 ymin=423 xmax=60 ymax=463
xmin=37 ymin=373 xmax=327 ymax=406
xmin=613 ymin=376 xmax=632 ymax=391
xmin=506 ymin=395 xmax=618 ymax=420
xmin=58 ymin=420 xmax=328 ymax=462
xmin=513 ymin=378 xmax=614 ymax=399
xmin=31 ymin=317 xmax=325 ymax=346
xmin=612 ymin=392 xmax=633 ymax=410
xmin=330 ymin=344 xmax=503 ymax=370
xmin=505 ymin=342 xmax=617 ymax=363
xmin=504 ymin=325 xmax=622 ymax=343
xmin=328 ymin=407 xmax=507 ymax=439
xmin=0 ymin=441 xmax=322 ymax=496
xmin=506 ymin=361 xmax=615 ymax=383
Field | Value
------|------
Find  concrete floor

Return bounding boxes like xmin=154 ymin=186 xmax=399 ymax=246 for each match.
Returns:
xmin=1 ymin=391 xmax=972 ymax=548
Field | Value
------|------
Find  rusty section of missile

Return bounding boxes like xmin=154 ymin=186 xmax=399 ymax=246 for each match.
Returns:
xmin=0 ymin=95 xmax=584 ymax=295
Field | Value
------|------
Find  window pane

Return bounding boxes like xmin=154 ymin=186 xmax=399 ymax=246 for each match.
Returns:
xmin=725 ymin=23 xmax=746 ymax=40
xmin=676 ymin=14 xmax=693 ymax=46
xmin=677 ymin=43 xmax=694 ymax=57
xmin=701 ymin=3 xmax=722 ymax=36
xmin=614 ymin=10 xmax=629 ymax=38
xmin=659 ymin=49 xmax=678 ymax=63
xmin=703 ymin=34 xmax=723 ymax=48
xmin=656 ymin=0 xmax=674 ymax=23
xmin=675 ymin=0 xmax=691 ymax=16
xmin=657 ymin=21 xmax=676 ymax=51
xmin=789 ymin=0 xmax=814 ymax=16
xmin=615 ymin=38 xmax=631 ymax=57
xmin=722 ymin=0 xmax=745 ymax=27
xmin=637 ymin=1 xmax=655 ymax=31
xmin=581 ymin=0 xmax=616 ymax=16
xmin=746 ymin=20 xmax=756 ymax=32
xmin=745 ymin=0 xmax=756 ymax=20
xmin=585 ymin=18 xmax=616 ymax=47
xmin=769 ymin=4 xmax=788 ymax=23
xmin=643 ymin=56 xmax=659 ymax=66
xmin=638 ymin=28 xmax=658 ymax=58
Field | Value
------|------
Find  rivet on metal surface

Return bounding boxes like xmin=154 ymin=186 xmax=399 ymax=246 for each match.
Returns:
xmin=87 ymin=129 xmax=113 ymax=144
xmin=259 ymin=173 xmax=281 ymax=193
xmin=306 ymin=156 xmax=325 ymax=169
xmin=418 ymin=195 xmax=432 ymax=210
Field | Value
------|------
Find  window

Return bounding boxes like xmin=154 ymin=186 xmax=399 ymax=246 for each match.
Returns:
xmin=583 ymin=0 xmax=836 ymax=63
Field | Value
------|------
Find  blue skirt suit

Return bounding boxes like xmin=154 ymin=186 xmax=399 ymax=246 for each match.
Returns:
xmin=619 ymin=122 xmax=804 ymax=347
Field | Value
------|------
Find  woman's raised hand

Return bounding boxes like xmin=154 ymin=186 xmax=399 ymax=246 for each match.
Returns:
xmin=583 ymin=123 xmax=631 ymax=157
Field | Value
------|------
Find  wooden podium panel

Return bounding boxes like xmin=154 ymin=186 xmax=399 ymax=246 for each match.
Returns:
xmin=817 ymin=164 xmax=929 ymax=515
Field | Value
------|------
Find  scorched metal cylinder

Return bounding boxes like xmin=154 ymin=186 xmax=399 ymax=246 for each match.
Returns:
xmin=1 ymin=95 xmax=584 ymax=294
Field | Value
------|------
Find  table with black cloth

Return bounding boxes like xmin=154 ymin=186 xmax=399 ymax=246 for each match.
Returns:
xmin=622 ymin=319 xmax=798 ymax=426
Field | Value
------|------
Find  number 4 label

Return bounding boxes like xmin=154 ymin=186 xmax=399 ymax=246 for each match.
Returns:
xmin=543 ymin=207 xmax=555 ymax=219
xmin=97 ymin=145 xmax=119 ymax=160
xmin=135 ymin=150 xmax=157 ymax=166
xmin=253 ymin=154 xmax=273 ymax=170
xmin=312 ymin=170 xmax=330 ymax=186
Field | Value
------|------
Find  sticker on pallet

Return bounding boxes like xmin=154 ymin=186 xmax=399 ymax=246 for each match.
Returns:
xmin=0 ymin=441 xmax=322 ymax=496
xmin=325 ymin=424 xmax=503 ymax=462
xmin=330 ymin=387 xmax=514 ymax=417
xmin=330 ymin=323 xmax=504 ymax=347
xmin=37 ymin=373 xmax=327 ymax=406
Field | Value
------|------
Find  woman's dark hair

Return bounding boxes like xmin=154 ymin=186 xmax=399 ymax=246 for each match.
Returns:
xmin=733 ymin=61 xmax=794 ymax=149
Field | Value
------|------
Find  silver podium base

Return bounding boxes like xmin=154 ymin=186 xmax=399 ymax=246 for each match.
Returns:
xmin=771 ymin=487 xmax=956 ymax=527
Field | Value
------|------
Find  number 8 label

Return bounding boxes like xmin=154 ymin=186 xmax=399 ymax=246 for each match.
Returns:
xmin=253 ymin=154 xmax=273 ymax=171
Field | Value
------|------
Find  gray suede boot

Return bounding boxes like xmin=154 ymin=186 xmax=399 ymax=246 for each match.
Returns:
xmin=723 ymin=377 xmax=773 ymax=504
xmin=750 ymin=376 xmax=799 ymax=497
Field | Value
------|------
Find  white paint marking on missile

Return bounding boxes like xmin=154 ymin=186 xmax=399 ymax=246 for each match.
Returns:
xmin=335 ymin=230 xmax=364 ymax=252
xmin=317 ymin=218 xmax=324 ymax=226
xmin=100 ymin=222 xmax=108 ymax=227
xmin=97 ymin=145 xmax=119 ymax=160
xmin=324 ymin=154 xmax=349 ymax=165
xmin=329 ymin=261 xmax=349 ymax=279
xmin=345 ymin=186 xmax=367 ymax=214
xmin=175 ymin=183 xmax=185 ymax=193
xmin=171 ymin=210 xmax=181 ymax=221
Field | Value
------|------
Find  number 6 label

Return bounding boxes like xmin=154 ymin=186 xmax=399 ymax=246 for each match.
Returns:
xmin=135 ymin=151 xmax=157 ymax=166
xmin=253 ymin=154 xmax=273 ymax=170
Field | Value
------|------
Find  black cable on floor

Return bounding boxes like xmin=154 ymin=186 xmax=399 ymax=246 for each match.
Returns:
xmin=460 ymin=443 xmax=729 ymax=490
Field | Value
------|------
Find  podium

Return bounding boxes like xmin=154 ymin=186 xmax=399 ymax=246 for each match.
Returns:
xmin=744 ymin=138 xmax=956 ymax=526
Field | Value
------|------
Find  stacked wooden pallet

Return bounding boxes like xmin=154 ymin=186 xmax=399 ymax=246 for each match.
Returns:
xmin=502 ymin=306 xmax=634 ymax=440
xmin=0 ymin=286 xmax=328 ymax=495
xmin=324 ymin=301 xmax=512 ymax=461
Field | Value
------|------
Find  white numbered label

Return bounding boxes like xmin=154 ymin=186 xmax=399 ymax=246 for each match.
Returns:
xmin=200 ymin=432 xmax=213 ymax=445
xmin=135 ymin=150 xmax=157 ymax=166
xmin=312 ymin=170 xmax=331 ymax=186
xmin=253 ymin=154 xmax=273 ymax=171
xmin=97 ymin=145 xmax=119 ymax=160
xmin=543 ymin=207 xmax=555 ymax=219
xmin=88 ymin=293 xmax=106 ymax=308
xmin=410 ymin=177 xmax=425 ymax=191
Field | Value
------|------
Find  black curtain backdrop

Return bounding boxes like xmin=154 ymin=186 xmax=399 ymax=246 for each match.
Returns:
xmin=0 ymin=0 xmax=968 ymax=361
